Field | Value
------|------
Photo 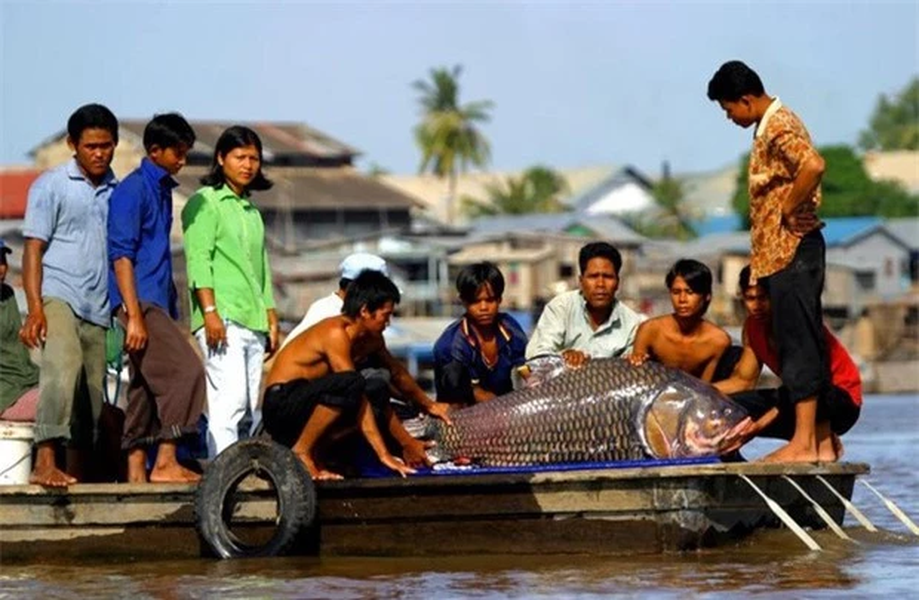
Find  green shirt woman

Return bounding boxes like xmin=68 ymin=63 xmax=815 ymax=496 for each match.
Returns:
xmin=182 ymin=126 xmax=278 ymax=458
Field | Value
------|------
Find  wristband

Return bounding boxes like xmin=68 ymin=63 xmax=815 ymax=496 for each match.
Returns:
xmin=203 ymin=305 xmax=218 ymax=314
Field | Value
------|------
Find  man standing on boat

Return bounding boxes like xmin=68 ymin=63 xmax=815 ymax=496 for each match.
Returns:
xmin=20 ymin=104 xmax=119 ymax=487
xmin=708 ymin=60 xmax=829 ymax=463
xmin=108 ymin=113 xmax=205 ymax=483
xmin=526 ymin=242 xmax=644 ymax=368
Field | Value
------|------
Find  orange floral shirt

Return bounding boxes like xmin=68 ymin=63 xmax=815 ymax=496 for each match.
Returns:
xmin=748 ymin=99 xmax=823 ymax=282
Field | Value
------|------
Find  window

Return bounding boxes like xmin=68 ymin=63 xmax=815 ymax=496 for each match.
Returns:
xmin=854 ymin=271 xmax=876 ymax=291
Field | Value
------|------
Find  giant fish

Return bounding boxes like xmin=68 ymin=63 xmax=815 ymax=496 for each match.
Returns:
xmin=426 ymin=356 xmax=748 ymax=466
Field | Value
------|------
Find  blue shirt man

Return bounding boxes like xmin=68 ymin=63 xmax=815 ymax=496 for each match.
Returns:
xmin=108 ymin=157 xmax=179 ymax=318
xmin=106 ymin=113 xmax=205 ymax=484
xmin=22 ymin=158 xmax=116 ymax=327
xmin=433 ymin=313 xmax=528 ymax=404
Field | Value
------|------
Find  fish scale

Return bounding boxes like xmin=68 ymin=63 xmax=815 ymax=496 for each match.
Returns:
xmin=429 ymin=357 xmax=746 ymax=466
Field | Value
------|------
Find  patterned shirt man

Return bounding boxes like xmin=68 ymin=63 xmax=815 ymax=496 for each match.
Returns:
xmin=748 ymin=98 xmax=824 ymax=282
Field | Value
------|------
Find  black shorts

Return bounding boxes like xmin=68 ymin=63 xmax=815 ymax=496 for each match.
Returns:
xmin=761 ymin=230 xmax=830 ymax=403
xmin=261 ymin=371 xmax=365 ymax=447
xmin=729 ymin=385 xmax=860 ymax=438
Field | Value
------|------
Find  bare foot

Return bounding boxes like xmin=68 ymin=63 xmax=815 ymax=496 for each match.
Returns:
xmin=30 ymin=443 xmax=77 ymax=487
xmin=294 ymin=451 xmax=343 ymax=480
xmin=29 ymin=464 xmax=77 ymax=488
xmin=816 ymin=433 xmax=842 ymax=462
xmin=832 ymin=434 xmax=844 ymax=460
xmin=313 ymin=469 xmax=344 ymax=481
xmin=149 ymin=463 xmax=201 ymax=484
xmin=127 ymin=448 xmax=148 ymax=483
xmin=760 ymin=441 xmax=819 ymax=464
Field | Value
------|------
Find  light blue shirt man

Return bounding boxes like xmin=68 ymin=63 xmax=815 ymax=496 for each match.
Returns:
xmin=525 ymin=290 xmax=645 ymax=359
xmin=22 ymin=158 xmax=117 ymax=327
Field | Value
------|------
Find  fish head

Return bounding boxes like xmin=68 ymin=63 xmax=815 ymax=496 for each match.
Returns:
xmin=641 ymin=377 xmax=748 ymax=458
xmin=518 ymin=354 xmax=569 ymax=389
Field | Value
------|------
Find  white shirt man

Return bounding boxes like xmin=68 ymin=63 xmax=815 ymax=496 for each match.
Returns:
xmin=281 ymin=253 xmax=389 ymax=350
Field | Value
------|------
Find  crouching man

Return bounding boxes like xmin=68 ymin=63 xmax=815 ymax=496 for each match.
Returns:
xmin=262 ymin=270 xmax=448 ymax=480
xmin=715 ymin=266 xmax=861 ymax=461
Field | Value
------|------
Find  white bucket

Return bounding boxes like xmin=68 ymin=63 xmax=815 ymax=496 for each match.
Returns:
xmin=0 ymin=421 xmax=34 ymax=485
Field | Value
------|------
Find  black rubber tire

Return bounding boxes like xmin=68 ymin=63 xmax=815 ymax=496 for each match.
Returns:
xmin=195 ymin=438 xmax=316 ymax=559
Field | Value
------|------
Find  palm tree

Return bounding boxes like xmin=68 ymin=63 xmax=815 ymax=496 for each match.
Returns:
xmin=623 ymin=175 xmax=697 ymax=240
xmin=652 ymin=175 xmax=697 ymax=240
xmin=413 ymin=65 xmax=493 ymax=223
xmin=463 ymin=166 xmax=570 ymax=217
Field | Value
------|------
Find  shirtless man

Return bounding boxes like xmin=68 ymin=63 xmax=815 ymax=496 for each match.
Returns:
xmin=262 ymin=270 xmax=449 ymax=479
xmin=628 ymin=259 xmax=732 ymax=382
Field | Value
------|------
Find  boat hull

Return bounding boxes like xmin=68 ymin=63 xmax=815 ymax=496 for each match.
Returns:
xmin=0 ymin=462 xmax=867 ymax=560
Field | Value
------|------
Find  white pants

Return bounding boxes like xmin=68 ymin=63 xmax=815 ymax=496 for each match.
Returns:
xmin=196 ymin=321 xmax=266 ymax=458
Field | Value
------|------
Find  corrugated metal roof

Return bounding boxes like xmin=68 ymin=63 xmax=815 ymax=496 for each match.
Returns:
xmin=30 ymin=119 xmax=360 ymax=163
xmin=568 ymin=167 xmax=654 ymax=214
xmin=468 ymin=213 xmax=645 ymax=245
xmin=885 ymin=218 xmax=919 ymax=251
xmin=175 ymin=167 xmax=423 ymax=211
xmin=821 ymin=217 xmax=884 ymax=246
xmin=677 ymin=164 xmax=738 ymax=217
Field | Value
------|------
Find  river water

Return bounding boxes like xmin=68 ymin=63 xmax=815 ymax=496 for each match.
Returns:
xmin=1 ymin=394 xmax=917 ymax=598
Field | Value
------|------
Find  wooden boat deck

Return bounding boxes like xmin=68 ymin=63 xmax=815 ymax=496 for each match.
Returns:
xmin=0 ymin=461 xmax=869 ymax=560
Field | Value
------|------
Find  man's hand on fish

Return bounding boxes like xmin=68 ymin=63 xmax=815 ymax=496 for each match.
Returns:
xmin=381 ymin=453 xmax=417 ymax=478
xmin=402 ymin=438 xmax=435 ymax=468
xmin=720 ymin=416 xmax=757 ymax=454
xmin=427 ymin=401 xmax=453 ymax=425
xmin=626 ymin=352 xmax=650 ymax=367
xmin=561 ymin=349 xmax=591 ymax=369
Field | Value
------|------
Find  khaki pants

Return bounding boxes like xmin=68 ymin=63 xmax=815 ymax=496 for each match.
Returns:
xmin=34 ymin=298 xmax=106 ymax=446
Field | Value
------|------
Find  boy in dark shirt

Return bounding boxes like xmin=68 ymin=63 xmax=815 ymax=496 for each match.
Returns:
xmin=433 ymin=262 xmax=528 ymax=404
xmin=108 ymin=113 xmax=205 ymax=483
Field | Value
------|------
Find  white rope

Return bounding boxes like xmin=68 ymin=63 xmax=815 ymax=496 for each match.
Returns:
xmin=739 ymin=474 xmax=821 ymax=551
xmin=781 ymin=475 xmax=853 ymax=541
xmin=815 ymin=475 xmax=878 ymax=532
xmin=859 ymin=479 xmax=919 ymax=536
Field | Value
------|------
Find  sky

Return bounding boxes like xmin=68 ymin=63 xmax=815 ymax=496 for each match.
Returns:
xmin=1 ymin=0 xmax=917 ymax=178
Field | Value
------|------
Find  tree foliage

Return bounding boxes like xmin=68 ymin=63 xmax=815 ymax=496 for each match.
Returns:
xmin=619 ymin=176 xmax=697 ymax=240
xmin=462 ymin=165 xmax=569 ymax=217
xmin=413 ymin=65 xmax=493 ymax=222
xmin=649 ymin=177 xmax=697 ymax=240
xmin=859 ymin=77 xmax=919 ymax=151
xmin=731 ymin=145 xmax=919 ymax=227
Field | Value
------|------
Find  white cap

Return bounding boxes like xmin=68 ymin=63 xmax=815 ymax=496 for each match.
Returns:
xmin=339 ymin=253 xmax=389 ymax=280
